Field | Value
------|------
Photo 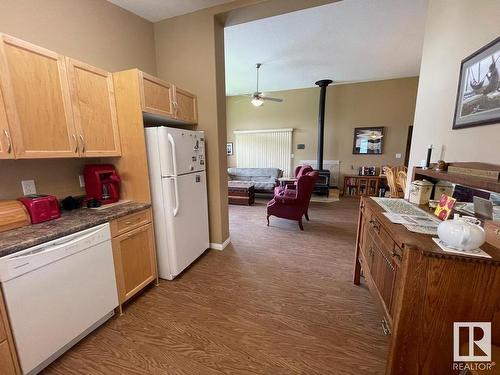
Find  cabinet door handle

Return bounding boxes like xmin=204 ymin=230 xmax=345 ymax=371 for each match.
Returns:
xmin=72 ymin=134 xmax=78 ymax=153
xmin=381 ymin=318 xmax=391 ymax=336
xmin=79 ymin=135 xmax=86 ymax=153
xmin=3 ymin=129 xmax=12 ymax=153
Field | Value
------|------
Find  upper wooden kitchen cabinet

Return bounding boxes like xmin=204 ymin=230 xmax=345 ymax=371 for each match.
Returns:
xmin=66 ymin=58 xmax=121 ymax=157
xmin=0 ymin=34 xmax=78 ymax=158
xmin=139 ymin=71 xmax=174 ymax=118
xmin=138 ymin=70 xmax=197 ymax=124
xmin=173 ymin=86 xmax=198 ymax=123
xmin=0 ymin=85 xmax=14 ymax=159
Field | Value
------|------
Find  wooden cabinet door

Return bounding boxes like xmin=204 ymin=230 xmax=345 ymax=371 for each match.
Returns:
xmin=0 ymin=289 xmax=20 ymax=375
xmin=360 ymin=216 xmax=374 ymax=270
xmin=139 ymin=72 xmax=174 ymax=118
xmin=112 ymin=223 xmax=157 ymax=304
xmin=173 ymin=86 xmax=197 ymax=123
xmin=66 ymin=58 xmax=121 ymax=157
xmin=0 ymin=86 xmax=14 ymax=159
xmin=0 ymin=340 xmax=16 ymax=375
xmin=0 ymin=34 xmax=78 ymax=158
xmin=371 ymin=244 xmax=396 ymax=315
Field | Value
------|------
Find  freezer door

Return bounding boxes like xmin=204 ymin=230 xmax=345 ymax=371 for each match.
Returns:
xmin=158 ymin=127 xmax=205 ymax=177
xmin=160 ymin=171 xmax=209 ymax=278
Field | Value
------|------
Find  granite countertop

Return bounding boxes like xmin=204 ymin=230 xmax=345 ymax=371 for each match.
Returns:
xmin=0 ymin=201 xmax=151 ymax=257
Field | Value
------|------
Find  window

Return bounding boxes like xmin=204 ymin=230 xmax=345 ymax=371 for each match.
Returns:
xmin=234 ymin=128 xmax=293 ymax=177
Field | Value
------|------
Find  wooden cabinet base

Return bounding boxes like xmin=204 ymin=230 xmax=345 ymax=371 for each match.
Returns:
xmin=0 ymin=289 xmax=20 ymax=374
xmin=0 ymin=340 xmax=17 ymax=375
xmin=354 ymin=197 xmax=500 ymax=375
xmin=111 ymin=209 xmax=158 ymax=313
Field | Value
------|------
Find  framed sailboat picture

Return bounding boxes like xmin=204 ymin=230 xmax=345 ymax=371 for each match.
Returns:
xmin=453 ymin=36 xmax=500 ymax=129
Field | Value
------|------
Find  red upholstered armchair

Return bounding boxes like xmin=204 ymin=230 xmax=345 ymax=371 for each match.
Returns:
xmin=273 ymin=164 xmax=314 ymax=196
xmin=267 ymin=171 xmax=318 ymax=230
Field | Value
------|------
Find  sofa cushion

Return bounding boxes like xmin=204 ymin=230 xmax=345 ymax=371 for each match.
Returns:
xmin=227 ymin=167 xmax=283 ymax=193
xmin=228 ymin=168 xmax=282 ymax=179
xmin=254 ymin=182 xmax=277 ymax=191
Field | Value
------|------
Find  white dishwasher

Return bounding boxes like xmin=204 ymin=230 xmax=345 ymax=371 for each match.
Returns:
xmin=0 ymin=223 xmax=118 ymax=375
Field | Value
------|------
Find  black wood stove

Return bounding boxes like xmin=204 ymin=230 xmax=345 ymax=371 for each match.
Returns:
xmin=313 ymin=79 xmax=333 ymax=196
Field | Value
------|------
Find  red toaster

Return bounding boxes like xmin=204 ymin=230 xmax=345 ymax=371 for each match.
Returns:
xmin=18 ymin=195 xmax=61 ymax=224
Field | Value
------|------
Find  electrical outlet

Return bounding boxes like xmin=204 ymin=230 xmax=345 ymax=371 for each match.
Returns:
xmin=79 ymin=175 xmax=85 ymax=188
xmin=395 ymin=153 xmax=402 ymax=159
xmin=21 ymin=180 xmax=37 ymax=195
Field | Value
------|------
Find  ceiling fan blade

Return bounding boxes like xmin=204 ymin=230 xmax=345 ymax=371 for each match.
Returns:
xmin=261 ymin=97 xmax=283 ymax=102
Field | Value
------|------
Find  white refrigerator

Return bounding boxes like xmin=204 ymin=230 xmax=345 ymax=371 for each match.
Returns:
xmin=145 ymin=126 xmax=210 ymax=280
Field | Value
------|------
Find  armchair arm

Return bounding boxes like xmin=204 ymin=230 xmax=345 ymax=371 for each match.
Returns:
xmin=274 ymin=189 xmax=298 ymax=204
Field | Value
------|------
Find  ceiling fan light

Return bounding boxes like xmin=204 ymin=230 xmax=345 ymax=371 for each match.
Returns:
xmin=251 ymin=98 xmax=264 ymax=107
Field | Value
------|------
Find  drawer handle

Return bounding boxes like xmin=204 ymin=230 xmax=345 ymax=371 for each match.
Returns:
xmin=369 ymin=219 xmax=380 ymax=231
xmin=495 ymin=229 xmax=500 ymax=236
xmin=391 ymin=250 xmax=402 ymax=261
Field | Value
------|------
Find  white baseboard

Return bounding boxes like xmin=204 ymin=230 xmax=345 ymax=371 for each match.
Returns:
xmin=210 ymin=237 xmax=231 ymax=251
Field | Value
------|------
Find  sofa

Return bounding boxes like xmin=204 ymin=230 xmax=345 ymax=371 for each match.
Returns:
xmin=227 ymin=168 xmax=283 ymax=193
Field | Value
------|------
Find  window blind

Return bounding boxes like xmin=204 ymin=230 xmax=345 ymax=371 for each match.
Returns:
xmin=234 ymin=128 xmax=293 ymax=177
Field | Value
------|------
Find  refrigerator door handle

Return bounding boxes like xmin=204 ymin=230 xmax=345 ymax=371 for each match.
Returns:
xmin=172 ymin=177 xmax=180 ymax=217
xmin=167 ymin=133 xmax=178 ymax=176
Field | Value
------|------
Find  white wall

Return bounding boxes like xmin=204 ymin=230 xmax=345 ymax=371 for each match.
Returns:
xmin=409 ymin=0 xmax=500 ymax=175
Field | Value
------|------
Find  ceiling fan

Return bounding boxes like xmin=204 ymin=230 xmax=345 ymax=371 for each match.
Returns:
xmin=250 ymin=63 xmax=283 ymax=107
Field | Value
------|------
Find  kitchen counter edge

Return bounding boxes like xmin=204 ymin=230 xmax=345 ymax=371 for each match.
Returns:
xmin=0 ymin=202 xmax=151 ymax=257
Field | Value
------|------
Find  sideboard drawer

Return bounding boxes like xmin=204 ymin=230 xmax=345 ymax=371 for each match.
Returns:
xmin=368 ymin=224 xmax=402 ymax=266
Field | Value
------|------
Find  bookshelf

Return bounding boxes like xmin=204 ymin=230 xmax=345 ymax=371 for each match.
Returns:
xmin=343 ymin=175 xmax=387 ymax=197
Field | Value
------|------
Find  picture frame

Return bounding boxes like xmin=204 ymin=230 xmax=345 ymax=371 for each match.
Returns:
xmin=453 ymin=36 xmax=500 ymax=129
xmin=352 ymin=127 xmax=384 ymax=154
xmin=226 ymin=142 xmax=233 ymax=155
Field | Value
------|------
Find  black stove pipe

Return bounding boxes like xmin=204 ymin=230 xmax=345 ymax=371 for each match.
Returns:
xmin=315 ymin=79 xmax=333 ymax=171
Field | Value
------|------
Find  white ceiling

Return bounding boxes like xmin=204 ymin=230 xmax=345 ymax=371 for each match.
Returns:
xmin=107 ymin=0 xmax=236 ymax=22
xmin=224 ymin=0 xmax=428 ymax=96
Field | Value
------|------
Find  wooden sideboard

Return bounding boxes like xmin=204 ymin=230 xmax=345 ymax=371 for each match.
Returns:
xmin=353 ymin=197 xmax=500 ymax=375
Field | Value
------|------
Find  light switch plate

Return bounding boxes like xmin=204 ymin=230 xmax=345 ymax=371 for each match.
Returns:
xmin=79 ymin=175 xmax=85 ymax=188
xmin=21 ymin=180 xmax=36 ymax=195
xmin=395 ymin=153 xmax=402 ymax=159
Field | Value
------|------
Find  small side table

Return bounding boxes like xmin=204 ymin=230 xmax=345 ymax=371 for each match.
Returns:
xmin=277 ymin=177 xmax=297 ymax=188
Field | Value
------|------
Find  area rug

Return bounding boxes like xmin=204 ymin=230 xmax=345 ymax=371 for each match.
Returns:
xmin=310 ymin=189 xmax=340 ymax=203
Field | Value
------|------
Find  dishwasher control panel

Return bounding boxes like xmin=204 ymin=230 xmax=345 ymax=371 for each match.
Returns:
xmin=0 ymin=223 xmax=111 ymax=282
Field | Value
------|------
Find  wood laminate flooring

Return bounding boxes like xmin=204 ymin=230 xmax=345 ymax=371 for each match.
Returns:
xmin=44 ymin=198 xmax=387 ymax=375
